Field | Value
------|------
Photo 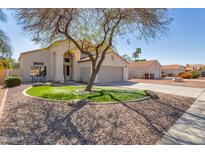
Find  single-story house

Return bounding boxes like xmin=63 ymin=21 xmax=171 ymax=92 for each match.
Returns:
xmin=128 ymin=60 xmax=161 ymax=79
xmin=19 ymin=40 xmax=129 ymax=83
xmin=161 ymin=64 xmax=184 ymax=77
xmin=185 ymin=64 xmax=204 ymax=72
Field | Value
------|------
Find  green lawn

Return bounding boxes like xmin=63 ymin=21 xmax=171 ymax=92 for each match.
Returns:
xmin=26 ymin=86 xmax=146 ymax=103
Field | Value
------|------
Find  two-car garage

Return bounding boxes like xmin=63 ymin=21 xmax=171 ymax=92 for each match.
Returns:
xmin=80 ymin=66 xmax=124 ymax=83
xmin=79 ymin=51 xmax=128 ymax=83
xmin=98 ymin=66 xmax=123 ymax=83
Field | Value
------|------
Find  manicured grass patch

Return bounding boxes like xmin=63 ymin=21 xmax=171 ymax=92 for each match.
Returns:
xmin=26 ymin=86 xmax=146 ymax=102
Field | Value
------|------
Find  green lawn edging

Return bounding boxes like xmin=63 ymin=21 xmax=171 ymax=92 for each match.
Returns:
xmin=24 ymin=85 xmax=148 ymax=104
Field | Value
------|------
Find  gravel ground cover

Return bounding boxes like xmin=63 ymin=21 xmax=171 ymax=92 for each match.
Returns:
xmin=0 ymin=84 xmax=195 ymax=145
xmin=0 ymin=85 xmax=5 ymax=104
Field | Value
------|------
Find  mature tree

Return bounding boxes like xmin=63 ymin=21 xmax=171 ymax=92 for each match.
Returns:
xmin=0 ymin=57 xmax=12 ymax=69
xmin=0 ymin=9 xmax=12 ymax=58
xmin=11 ymin=58 xmax=20 ymax=69
xmin=133 ymin=48 xmax=142 ymax=61
xmin=13 ymin=8 xmax=171 ymax=91
xmin=122 ymin=54 xmax=132 ymax=62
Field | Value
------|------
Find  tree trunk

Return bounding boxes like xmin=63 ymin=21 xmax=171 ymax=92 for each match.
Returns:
xmin=85 ymin=70 xmax=98 ymax=91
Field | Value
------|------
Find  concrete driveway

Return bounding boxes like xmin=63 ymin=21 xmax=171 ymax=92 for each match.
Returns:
xmin=101 ymin=81 xmax=204 ymax=98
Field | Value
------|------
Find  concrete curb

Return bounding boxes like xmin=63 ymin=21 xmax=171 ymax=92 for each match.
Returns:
xmin=23 ymin=86 xmax=150 ymax=105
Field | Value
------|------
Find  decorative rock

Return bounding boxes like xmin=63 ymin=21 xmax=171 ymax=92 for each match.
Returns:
xmin=145 ymin=90 xmax=159 ymax=99
xmin=173 ymin=77 xmax=183 ymax=82
xmin=32 ymin=82 xmax=53 ymax=87
xmin=44 ymin=82 xmax=51 ymax=86
xmin=32 ymin=83 xmax=44 ymax=87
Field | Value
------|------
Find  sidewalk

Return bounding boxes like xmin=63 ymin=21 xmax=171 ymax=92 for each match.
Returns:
xmin=158 ymin=90 xmax=205 ymax=144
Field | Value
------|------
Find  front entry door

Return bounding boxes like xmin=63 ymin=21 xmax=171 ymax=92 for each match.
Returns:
xmin=63 ymin=65 xmax=70 ymax=81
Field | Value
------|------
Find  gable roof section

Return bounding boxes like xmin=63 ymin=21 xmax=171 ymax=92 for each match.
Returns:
xmin=19 ymin=39 xmax=78 ymax=61
xmin=128 ymin=60 xmax=161 ymax=68
xmin=78 ymin=50 xmax=128 ymax=64
xmin=161 ymin=64 xmax=184 ymax=70
xmin=19 ymin=40 xmax=128 ymax=64
xmin=18 ymin=48 xmax=48 ymax=61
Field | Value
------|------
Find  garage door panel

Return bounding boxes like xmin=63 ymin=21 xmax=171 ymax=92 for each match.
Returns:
xmin=98 ymin=66 xmax=123 ymax=83
xmin=80 ymin=67 xmax=90 ymax=82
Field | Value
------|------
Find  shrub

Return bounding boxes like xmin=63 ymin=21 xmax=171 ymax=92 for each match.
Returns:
xmin=191 ymin=70 xmax=200 ymax=79
xmin=177 ymin=72 xmax=185 ymax=77
xmin=179 ymin=72 xmax=192 ymax=79
xmin=4 ymin=76 xmax=22 ymax=87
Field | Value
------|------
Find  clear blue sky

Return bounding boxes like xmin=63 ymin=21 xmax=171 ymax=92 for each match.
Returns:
xmin=1 ymin=9 xmax=205 ymax=65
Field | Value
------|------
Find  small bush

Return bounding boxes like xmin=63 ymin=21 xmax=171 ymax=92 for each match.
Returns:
xmin=179 ymin=72 xmax=192 ymax=79
xmin=4 ymin=76 xmax=22 ymax=87
xmin=191 ymin=70 xmax=200 ymax=79
xmin=177 ymin=72 xmax=185 ymax=77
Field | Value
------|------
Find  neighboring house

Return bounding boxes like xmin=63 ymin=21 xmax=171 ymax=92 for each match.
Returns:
xmin=185 ymin=64 xmax=204 ymax=72
xmin=161 ymin=64 xmax=184 ymax=77
xmin=128 ymin=60 xmax=161 ymax=79
xmin=19 ymin=40 xmax=129 ymax=83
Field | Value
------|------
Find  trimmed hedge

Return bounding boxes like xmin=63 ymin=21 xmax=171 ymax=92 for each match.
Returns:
xmin=4 ymin=76 xmax=22 ymax=87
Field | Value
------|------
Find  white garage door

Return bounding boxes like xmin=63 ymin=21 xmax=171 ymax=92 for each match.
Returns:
xmin=80 ymin=67 xmax=90 ymax=82
xmin=98 ymin=66 xmax=123 ymax=83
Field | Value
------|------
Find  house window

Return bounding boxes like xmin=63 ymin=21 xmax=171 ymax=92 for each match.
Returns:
xmin=111 ymin=55 xmax=114 ymax=61
xmin=64 ymin=58 xmax=70 ymax=62
xmin=33 ymin=62 xmax=44 ymax=65
xmin=30 ymin=66 xmax=46 ymax=77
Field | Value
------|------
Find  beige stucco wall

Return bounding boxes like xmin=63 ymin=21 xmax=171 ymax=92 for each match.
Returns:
xmin=19 ymin=41 xmax=128 ymax=83
xmin=161 ymin=66 xmax=184 ymax=77
xmin=129 ymin=67 xmax=146 ymax=79
xmin=147 ymin=63 xmax=161 ymax=79
xmin=48 ymin=41 xmax=81 ymax=82
xmin=100 ymin=52 xmax=128 ymax=81
xmin=78 ymin=52 xmax=128 ymax=83
xmin=128 ymin=61 xmax=161 ymax=79
xmin=20 ymin=49 xmax=50 ymax=82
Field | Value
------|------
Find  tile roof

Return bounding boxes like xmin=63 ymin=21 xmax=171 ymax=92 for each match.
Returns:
xmin=78 ymin=51 xmax=128 ymax=64
xmin=161 ymin=64 xmax=183 ymax=70
xmin=19 ymin=40 xmax=128 ymax=64
xmin=128 ymin=60 xmax=160 ymax=68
